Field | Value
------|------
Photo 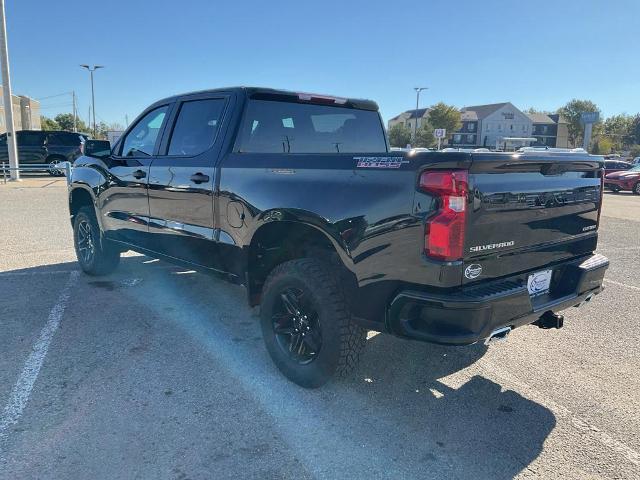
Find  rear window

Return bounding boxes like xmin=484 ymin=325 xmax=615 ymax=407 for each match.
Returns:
xmin=238 ymin=100 xmax=386 ymax=153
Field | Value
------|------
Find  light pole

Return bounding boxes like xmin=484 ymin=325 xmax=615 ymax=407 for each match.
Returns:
xmin=413 ymin=87 xmax=428 ymax=142
xmin=80 ymin=64 xmax=103 ymax=137
xmin=0 ymin=0 xmax=19 ymax=181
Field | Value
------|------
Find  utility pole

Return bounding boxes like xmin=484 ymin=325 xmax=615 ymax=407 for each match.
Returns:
xmin=0 ymin=0 xmax=18 ymax=181
xmin=72 ymin=90 xmax=77 ymax=132
xmin=413 ymin=87 xmax=428 ymax=142
xmin=80 ymin=64 xmax=103 ymax=137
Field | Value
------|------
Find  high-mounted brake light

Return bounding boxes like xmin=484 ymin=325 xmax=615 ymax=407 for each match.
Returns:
xmin=419 ymin=170 xmax=469 ymax=261
xmin=297 ymin=92 xmax=347 ymax=105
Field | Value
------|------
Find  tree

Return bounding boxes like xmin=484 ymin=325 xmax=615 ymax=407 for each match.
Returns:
xmin=603 ymin=114 xmax=634 ymax=150
xmin=53 ymin=113 xmax=89 ymax=134
xmin=630 ymin=114 xmax=640 ymax=145
xmin=629 ymin=144 xmax=640 ymax=158
xmin=413 ymin=122 xmax=436 ymax=148
xmin=557 ymin=99 xmax=600 ymax=147
xmin=427 ymin=102 xmax=462 ymax=142
xmin=40 ymin=116 xmax=60 ymax=130
xmin=388 ymin=123 xmax=412 ymax=148
xmin=592 ymin=137 xmax=613 ymax=155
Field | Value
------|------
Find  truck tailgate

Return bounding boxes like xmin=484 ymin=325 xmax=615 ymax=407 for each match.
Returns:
xmin=463 ymin=152 xmax=603 ymax=284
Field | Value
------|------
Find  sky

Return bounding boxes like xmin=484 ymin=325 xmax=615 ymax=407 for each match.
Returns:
xmin=6 ymin=0 xmax=640 ymax=127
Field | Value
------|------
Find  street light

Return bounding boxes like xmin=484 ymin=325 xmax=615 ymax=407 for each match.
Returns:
xmin=413 ymin=87 xmax=428 ymax=142
xmin=80 ymin=64 xmax=104 ymax=137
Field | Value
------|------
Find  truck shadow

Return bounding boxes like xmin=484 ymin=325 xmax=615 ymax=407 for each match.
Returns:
xmin=1 ymin=257 xmax=556 ymax=479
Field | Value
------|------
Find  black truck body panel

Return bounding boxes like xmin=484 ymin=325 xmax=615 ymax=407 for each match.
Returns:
xmin=68 ymin=87 xmax=608 ymax=345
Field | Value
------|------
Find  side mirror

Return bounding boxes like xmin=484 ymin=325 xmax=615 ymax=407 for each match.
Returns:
xmin=83 ymin=139 xmax=111 ymax=158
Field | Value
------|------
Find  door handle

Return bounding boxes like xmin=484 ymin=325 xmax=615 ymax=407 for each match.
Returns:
xmin=190 ymin=172 xmax=210 ymax=184
xmin=132 ymin=169 xmax=146 ymax=179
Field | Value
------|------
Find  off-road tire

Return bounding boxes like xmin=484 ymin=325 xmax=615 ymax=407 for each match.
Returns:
xmin=260 ymin=258 xmax=367 ymax=388
xmin=73 ymin=206 xmax=120 ymax=275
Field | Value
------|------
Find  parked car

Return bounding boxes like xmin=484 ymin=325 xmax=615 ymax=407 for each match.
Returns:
xmin=604 ymin=164 xmax=640 ymax=194
xmin=604 ymin=160 xmax=633 ymax=176
xmin=0 ymin=130 xmax=89 ymax=176
xmin=68 ymin=87 xmax=609 ymax=388
xmin=631 ymin=156 xmax=640 ymax=165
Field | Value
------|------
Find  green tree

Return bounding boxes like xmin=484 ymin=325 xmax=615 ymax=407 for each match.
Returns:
xmin=40 ymin=116 xmax=60 ymax=130
xmin=557 ymin=99 xmax=600 ymax=147
xmin=427 ymin=102 xmax=462 ymax=142
xmin=388 ymin=123 xmax=412 ymax=148
xmin=53 ymin=113 xmax=89 ymax=134
xmin=629 ymin=144 xmax=640 ymax=158
xmin=413 ymin=122 xmax=436 ymax=148
xmin=603 ymin=114 xmax=634 ymax=150
xmin=630 ymin=114 xmax=640 ymax=145
xmin=592 ymin=137 xmax=613 ymax=155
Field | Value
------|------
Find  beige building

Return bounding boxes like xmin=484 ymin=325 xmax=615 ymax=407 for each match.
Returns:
xmin=0 ymin=86 xmax=41 ymax=133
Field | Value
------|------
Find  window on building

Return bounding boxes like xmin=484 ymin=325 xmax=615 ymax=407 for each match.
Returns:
xmin=498 ymin=124 xmax=503 ymax=132
xmin=167 ymin=99 xmax=227 ymax=156
xmin=454 ymin=134 xmax=462 ymax=142
xmin=468 ymin=123 xmax=475 ymax=131
xmin=522 ymin=124 xmax=527 ymax=132
xmin=541 ymin=125 xmax=548 ymax=134
xmin=466 ymin=134 xmax=474 ymax=144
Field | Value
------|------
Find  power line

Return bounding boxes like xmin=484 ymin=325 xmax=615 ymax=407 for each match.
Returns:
xmin=36 ymin=91 xmax=74 ymax=101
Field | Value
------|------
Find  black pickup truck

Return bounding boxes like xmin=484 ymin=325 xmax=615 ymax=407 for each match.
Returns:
xmin=68 ymin=87 xmax=609 ymax=387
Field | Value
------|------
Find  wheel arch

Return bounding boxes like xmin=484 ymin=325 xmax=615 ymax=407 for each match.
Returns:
xmin=246 ymin=219 xmax=357 ymax=307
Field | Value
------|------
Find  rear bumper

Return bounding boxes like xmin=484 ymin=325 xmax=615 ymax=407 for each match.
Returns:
xmin=386 ymin=253 xmax=609 ymax=345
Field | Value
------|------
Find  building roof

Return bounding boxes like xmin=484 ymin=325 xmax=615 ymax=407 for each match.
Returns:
xmin=406 ymin=108 xmax=430 ymax=119
xmin=547 ymin=114 xmax=567 ymax=124
xmin=526 ymin=112 xmax=555 ymax=124
xmin=461 ymin=102 xmax=509 ymax=119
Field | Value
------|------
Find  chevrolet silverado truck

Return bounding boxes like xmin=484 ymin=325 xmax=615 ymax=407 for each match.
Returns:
xmin=68 ymin=87 xmax=609 ymax=388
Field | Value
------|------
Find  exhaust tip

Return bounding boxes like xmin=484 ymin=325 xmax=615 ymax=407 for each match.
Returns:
xmin=484 ymin=326 xmax=512 ymax=346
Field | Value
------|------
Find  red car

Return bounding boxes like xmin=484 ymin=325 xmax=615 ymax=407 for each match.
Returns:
xmin=605 ymin=165 xmax=640 ymax=194
xmin=604 ymin=160 xmax=633 ymax=175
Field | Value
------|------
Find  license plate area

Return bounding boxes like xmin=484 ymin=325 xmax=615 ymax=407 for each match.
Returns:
xmin=527 ymin=269 xmax=552 ymax=297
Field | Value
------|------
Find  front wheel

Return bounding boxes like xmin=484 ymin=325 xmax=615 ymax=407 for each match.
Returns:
xmin=633 ymin=182 xmax=640 ymax=195
xmin=73 ymin=206 xmax=120 ymax=275
xmin=260 ymin=258 xmax=367 ymax=388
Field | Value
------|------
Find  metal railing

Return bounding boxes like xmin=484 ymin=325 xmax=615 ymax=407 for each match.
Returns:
xmin=1 ymin=161 xmax=73 ymax=185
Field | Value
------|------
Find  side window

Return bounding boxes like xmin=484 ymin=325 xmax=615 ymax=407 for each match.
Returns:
xmin=48 ymin=133 xmax=78 ymax=146
xmin=17 ymin=132 xmax=45 ymax=147
xmin=167 ymin=99 xmax=226 ymax=156
xmin=120 ymin=106 xmax=169 ymax=157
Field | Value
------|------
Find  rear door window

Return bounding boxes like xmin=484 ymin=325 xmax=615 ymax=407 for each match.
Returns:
xmin=48 ymin=133 xmax=81 ymax=146
xmin=238 ymin=100 xmax=386 ymax=153
xmin=167 ymin=98 xmax=226 ymax=156
xmin=17 ymin=132 xmax=45 ymax=147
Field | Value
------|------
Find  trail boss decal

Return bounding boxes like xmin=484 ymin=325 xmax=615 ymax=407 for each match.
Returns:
xmin=355 ymin=156 xmax=408 ymax=169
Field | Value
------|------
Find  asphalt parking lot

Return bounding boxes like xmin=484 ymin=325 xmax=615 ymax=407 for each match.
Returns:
xmin=0 ymin=178 xmax=639 ymax=479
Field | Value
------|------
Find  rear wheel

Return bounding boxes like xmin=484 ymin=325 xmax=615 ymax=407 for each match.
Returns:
xmin=260 ymin=258 xmax=367 ymax=388
xmin=633 ymin=182 xmax=640 ymax=195
xmin=609 ymin=185 xmax=621 ymax=193
xmin=73 ymin=206 xmax=120 ymax=275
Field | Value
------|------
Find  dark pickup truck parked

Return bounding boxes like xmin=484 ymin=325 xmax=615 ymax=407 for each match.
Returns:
xmin=68 ymin=87 xmax=609 ymax=387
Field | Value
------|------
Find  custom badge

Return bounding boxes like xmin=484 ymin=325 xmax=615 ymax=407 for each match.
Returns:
xmin=464 ymin=264 xmax=482 ymax=279
xmin=354 ymin=156 xmax=408 ymax=169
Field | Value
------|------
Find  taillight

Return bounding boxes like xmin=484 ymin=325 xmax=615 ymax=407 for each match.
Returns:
xmin=419 ymin=170 xmax=469 ymax=261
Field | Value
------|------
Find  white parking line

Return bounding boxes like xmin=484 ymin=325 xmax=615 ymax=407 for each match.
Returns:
xmin=0 ymin=269 xmax=78 ymax=277
xmin=0 ymin=271 xmax=79 ymax=445
xmin=604 ymin=278 xmax=640 ymax=291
